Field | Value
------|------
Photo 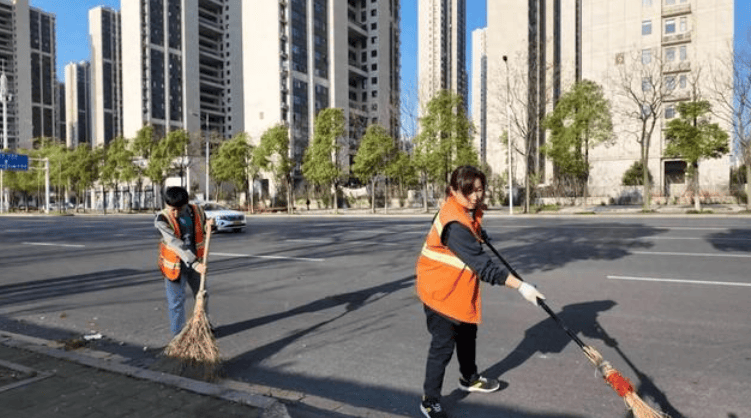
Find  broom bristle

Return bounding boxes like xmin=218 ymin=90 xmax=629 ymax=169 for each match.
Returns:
xmin=163 ymin=292 xmax=220 ymax=373
xmin=594 ymin=359 xmax=670 ymax=418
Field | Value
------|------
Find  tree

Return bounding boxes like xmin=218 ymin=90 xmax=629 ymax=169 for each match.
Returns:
xmin=65 ymin=144 xmax=100 ymax=211
xmin=664 ymin=100 xmax=729 ymax=211
xmin=622 ymin=161 xmax=653 ymax=187
xmin=100 ymin=137 xmax=135 ymax=212
xmin=254 ymin=124 xmax=294 ymax=213
xmin=543 ymin=79 xmax=613 ymax=205
xmin=352 ymin=124 xmax=396 ymax=213
xmin=131 ymin=125 xmax=159 ymax=208
xmin=613 ymin=51 xmax=671 ymax=210
xmin=302 ymin=108 xmax=345 ymax=213
xmin=709 ymin=45 xmax=751 ymax=209
xmin=145 ymin=129 xmax=190 ymax=208
xmin=211 ymin=132 xmax=253 ymax=204
xmin=412 ymin=90 xmax=477 ymax=212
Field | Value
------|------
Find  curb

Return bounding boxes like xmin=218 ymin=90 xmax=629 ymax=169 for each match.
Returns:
xmin=0 ymin=330 xmax=291 ymax=418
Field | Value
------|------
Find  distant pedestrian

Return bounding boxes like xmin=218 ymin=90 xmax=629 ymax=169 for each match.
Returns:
xmin=415 ymin=165 xmax=545 ymax=418
xmin=306 ymin=198 xmax=311 ymax=210
xmin=155 ymin=186 xmax=214 ymax=336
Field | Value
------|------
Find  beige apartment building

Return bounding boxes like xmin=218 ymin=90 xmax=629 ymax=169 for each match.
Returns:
xmin=471 ymin=27 xmax=487 ymax=165
xmin=89 ymin=6 xmax=123 ymax=147
xmin=485 ymin=0 xmax=734 ymax=202
xmin=0 ymin=0 xmax=57 ymax=150
xmin=418 ymin=0 xmax=467 ymax=112
xmin=242 ymin=0 xmax=401 ymax=193
xmin=64 ymin=61 xmax=90 ymax=148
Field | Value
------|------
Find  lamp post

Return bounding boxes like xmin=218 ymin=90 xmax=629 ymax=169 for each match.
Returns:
xmin=203 ymin=114 xmax=209 ymax=201
xmin=503 ymin=55 xmax=513 ymax=215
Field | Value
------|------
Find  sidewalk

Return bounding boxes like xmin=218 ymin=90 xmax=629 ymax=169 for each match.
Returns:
xmin=0 ymin=330 xmax=405 ymax=418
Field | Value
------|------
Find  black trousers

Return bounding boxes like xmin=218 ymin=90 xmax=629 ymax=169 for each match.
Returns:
xmin=423 ymin=304 xmax=478 ymax=399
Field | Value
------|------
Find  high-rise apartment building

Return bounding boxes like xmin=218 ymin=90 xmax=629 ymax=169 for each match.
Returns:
xmin=418 ymin=0 xmax=467 ymax=111
xmin=485 ymin=0 xmax=734 ymax=198
xmin=471 ymin=27 xmax=487 ymax=167
xmin=89 ymin=6 xmax=122 ymax=147
xmin=121 ymin=0 xmax=245 ymax=142
xmin=0 ymin=0 xmax=57 ymax=149
xmin=242 ymin=0 xmax=401 ymax=185
xmin=64 ymin=61 xmax=91 ymax=148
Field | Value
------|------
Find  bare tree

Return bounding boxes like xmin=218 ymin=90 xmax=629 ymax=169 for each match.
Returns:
xmin=709 ymin=44 xmax=751 ymax=210
xmin=612 ymin=50 xmax=671 ymax=210
xmin=487 ymin=50 xmax=554 ymax=213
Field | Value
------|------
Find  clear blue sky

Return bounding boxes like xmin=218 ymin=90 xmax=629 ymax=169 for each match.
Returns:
xmin=36 ymin=0 xmax=749 ymax=115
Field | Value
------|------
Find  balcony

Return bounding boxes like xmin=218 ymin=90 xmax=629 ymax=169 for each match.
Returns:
xmin=662 ymin=31 xmax=691 ymax=46
xmin=663 ymin=60 xmax=691 ymax=73
xmin=662 ymin=3 xmax=691 ymax=18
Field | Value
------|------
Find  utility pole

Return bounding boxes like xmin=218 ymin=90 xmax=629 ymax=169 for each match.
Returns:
xmin=503 ymin=55 xmax=513 ymax=215
xmin=204 ymin=113 xmax=209 ymax=201
xmin=0 ymin=62 xmax=9 ymax=213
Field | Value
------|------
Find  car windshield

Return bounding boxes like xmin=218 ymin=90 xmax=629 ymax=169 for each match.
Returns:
xmin=203 ymin=203 xmax=228 ymax=211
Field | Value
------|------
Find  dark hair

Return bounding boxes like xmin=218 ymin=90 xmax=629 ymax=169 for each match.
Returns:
xmin=164 ymin=186 xmax=189 ymax=207
xmin=445 ymin=165 xmax=487 ymax=197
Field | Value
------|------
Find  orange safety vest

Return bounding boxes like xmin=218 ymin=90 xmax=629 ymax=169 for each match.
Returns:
xmin=157 ymin=204 xmax=206 ymax=281
xmin=416 ymin=195 xmax=485 ymax=323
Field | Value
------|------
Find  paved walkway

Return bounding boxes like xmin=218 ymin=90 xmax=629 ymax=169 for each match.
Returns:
xmin=0 ymin=330 xmax=404 ymax=418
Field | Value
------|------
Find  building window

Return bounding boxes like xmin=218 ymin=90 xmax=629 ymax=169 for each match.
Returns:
xmin=371 ymin=77 xmax=377 ymax=84
xmin=665 ymin=19 xmax=676 ymax=34
xmin=665 ymin=105 xmax=676 ymax=119
xmin=679 ymin=45 xmax=687 ymax=61
xmin=642 ymin=77 xmax=652 ymax=91
xmin=665 ymin=47 xmax=675 ymax=61
xmin=371 ymin=63 xmax=377 ymax=71
xmin=371 ymin=90 xmax=378 ymax=97
xmin=679 ymin=17 xmax=687 ymax=32
xmin=666 ymin=0 xmax=675 ymax=4
xmin=642 ymin=49 xmax=651 ymax=64
xmin=679 ymin=74 xmax=687 ymax=89
xmin=666 ymin=75 xmax=676 ymax=90
xmin=370 ymin=22 xmax=377 ymax=30
xmin=642 ymin=0 xmax=652 ymax=5
xmin=642 ymin=20 xmax=652 ymax=35
xmin=371 ymin=50 xmax=377 ymax=57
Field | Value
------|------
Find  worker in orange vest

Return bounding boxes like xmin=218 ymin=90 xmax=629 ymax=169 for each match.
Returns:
xmin=155 ymin=186 xmax=213 ymax=336
xmin=416 ymin=166 xmax=545 ymax=418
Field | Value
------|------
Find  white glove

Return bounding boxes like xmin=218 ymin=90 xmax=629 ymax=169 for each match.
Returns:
xmin=517 ymin=282 xmax=545 ymax=306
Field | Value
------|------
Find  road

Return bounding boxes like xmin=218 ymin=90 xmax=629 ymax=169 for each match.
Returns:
xmin=0 ymin=213 xmax=749 ymax=417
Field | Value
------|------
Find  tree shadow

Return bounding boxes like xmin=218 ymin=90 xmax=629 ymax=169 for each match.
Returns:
xmin=0 ymin=269 xmax=153 ymax=306
xmin=215 ymin=275 xmax=415 ymax=340
xmin=706 ymin=229 xmax=751 ymax=253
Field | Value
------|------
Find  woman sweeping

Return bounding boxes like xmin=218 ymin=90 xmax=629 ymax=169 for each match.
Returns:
xmin=416 ymin=165 xmax=546 ymax=418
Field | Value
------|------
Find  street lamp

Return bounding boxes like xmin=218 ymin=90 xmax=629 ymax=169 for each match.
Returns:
xmin=503 ymin=55 xmax=513 ymax=215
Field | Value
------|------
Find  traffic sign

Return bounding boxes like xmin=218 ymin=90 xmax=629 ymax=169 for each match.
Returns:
xmin=0 ymin=153 xmax=28 ymax=171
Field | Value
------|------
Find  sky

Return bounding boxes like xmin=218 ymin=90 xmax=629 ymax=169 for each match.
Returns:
xmin=35 ymin=0 xmax=751 ymax=119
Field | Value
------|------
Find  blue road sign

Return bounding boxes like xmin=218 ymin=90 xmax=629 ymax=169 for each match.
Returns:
xmin=0 ymin=153 xmax=28 ymax=171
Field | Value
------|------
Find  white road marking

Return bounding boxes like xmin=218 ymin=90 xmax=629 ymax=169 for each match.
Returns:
xmin=607 ymin=275 xmax=751 ymax=288
xmin=286 ymin=239 xmax=403 ymax=246
xmin=631 ymin=251 xmax=751 ymax=258
xmin=212 ymin=252 xmax=324 ymax=262
xmin=22 ymin=242 xmax=85 ymax=248
xmin=286 ymin=239 xmax=332 ymax=243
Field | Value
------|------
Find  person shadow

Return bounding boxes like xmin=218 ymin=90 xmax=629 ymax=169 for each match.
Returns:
xmin=443 ymin=300 xmax=683 ymax=417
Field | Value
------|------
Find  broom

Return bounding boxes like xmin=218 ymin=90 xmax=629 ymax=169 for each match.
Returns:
xmin=163 ymin=219 xmax=220 ymax=375
xmin=481 ymin=238 xmax=669 ymax=418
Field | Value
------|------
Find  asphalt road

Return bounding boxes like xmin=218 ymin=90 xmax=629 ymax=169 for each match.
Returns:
xmin=0 ymin=213 xmax=749 ymax=418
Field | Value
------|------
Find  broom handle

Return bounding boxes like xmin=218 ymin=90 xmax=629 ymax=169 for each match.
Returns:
xmin=198 ymin=220 xmax=212 ymax=293
xmin=482 ymin=238 xmax=588 ymax=351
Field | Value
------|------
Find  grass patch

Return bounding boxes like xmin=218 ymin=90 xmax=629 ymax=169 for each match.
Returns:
xmin=685 ymin=209 xmax=714 ymax=214
xmin=533 ymin=204 xmax=560 ymax=213
xmin=574 ymin=211 xmax=597 ymax=215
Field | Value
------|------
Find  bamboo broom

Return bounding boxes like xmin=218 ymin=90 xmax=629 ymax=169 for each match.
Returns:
xmin=482 ymin=238 xmax=669 ymax=418
xmin=163 ymin=219 xmax=220 ymax=376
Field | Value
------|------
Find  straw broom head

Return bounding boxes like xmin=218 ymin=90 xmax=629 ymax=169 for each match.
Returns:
xmin=162 ymin=290 xmax=220 ymax=378
xmin=584 ymin=345 xmax=670 ymax=418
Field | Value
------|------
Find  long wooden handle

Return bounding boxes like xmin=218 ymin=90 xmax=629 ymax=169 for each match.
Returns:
xmin=198 ymin=222 xmax=212 ymax=293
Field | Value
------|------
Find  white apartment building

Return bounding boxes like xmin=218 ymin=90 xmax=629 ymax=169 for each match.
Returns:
xmin=89 ymin=6 xmax=123 ymax=147
xmin=485 ymin=0 xmax=734 ymax=201
xmin=64 ymin=61 xmax=91 ymax=148
xmin=242 ymin=0 xmax=401 ymax=191
xmin=0 ymin=0 xmax=57 ymax=149
xmin=471 ymin=27 xmax=487 ymax=167
xmin=121 ymin=0 xmax=245 ymax=195
xmin=418 ymin=0 xmax=467 ymax=112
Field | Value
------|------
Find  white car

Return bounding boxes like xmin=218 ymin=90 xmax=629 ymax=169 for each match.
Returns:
xmin=200 ymin=202 xmax=246 ymax=233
